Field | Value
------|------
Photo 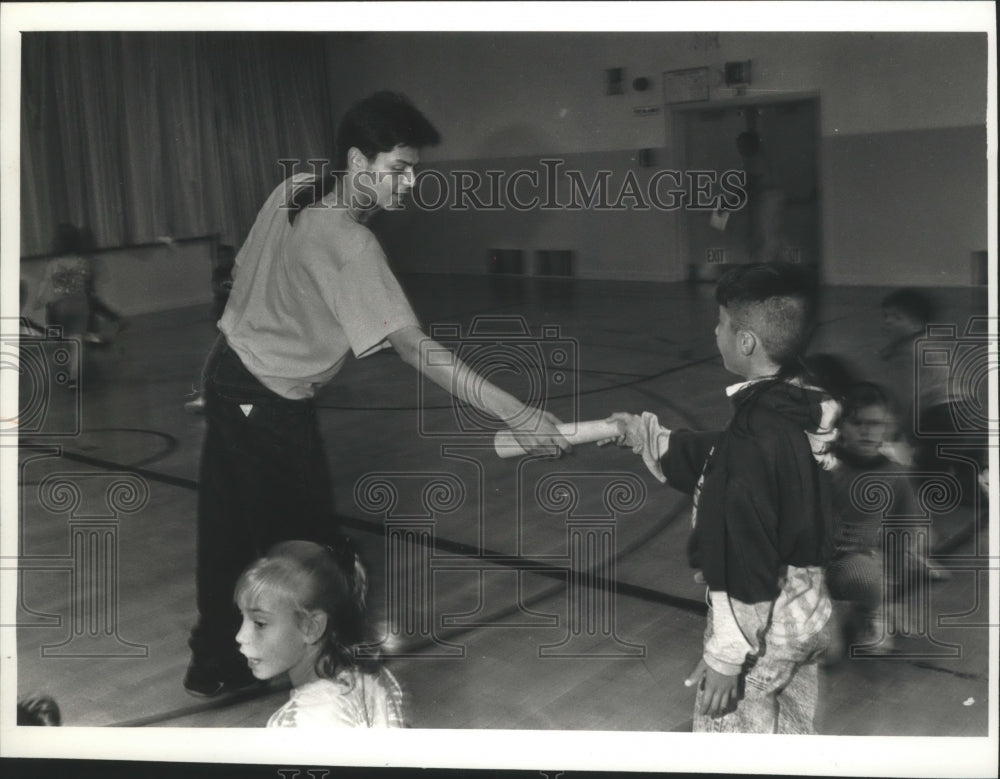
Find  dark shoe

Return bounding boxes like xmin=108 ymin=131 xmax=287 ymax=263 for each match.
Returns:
xmin=183 ymin=660 xmax=258 ymax=698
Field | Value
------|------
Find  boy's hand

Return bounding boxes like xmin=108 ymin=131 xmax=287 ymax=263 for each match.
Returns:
xmin=596 ymin=412 xmax=642 ymax=449
xmin=685 ymin=658 xmax=740 ymax=717
xmin=597 ymin=411 xmax=670 ymax=484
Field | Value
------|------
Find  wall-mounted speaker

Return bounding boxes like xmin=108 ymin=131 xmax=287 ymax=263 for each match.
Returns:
xmin=605 ymin=67 xmax=625 ymax=95
xmin=724 ymin=60 xmax=751 ymax=86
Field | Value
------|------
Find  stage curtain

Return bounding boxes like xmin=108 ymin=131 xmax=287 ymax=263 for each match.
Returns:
xmin=20 ymin=32 xmax=336 ymax=256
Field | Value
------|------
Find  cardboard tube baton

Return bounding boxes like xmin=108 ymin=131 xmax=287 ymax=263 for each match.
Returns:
xmin=494 ymin=419 xmax=620 ymax=458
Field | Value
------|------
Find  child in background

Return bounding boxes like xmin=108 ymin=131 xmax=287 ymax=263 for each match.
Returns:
xmin=182 ymin=244 xmax=237 ymax=414
xmin=18 ymin=281 xmax=46 ymax=336
xmin=825 ymin=382 xmax=917 ymax=656
xmin=604 ymin=262 xmax=839 ymax=734
xmin=26 ymin=224 xmax=94 ymax=388
xmin=210 ymin=244 xmax=236 ymax=321
xmin=801 ymin=352 xmax=860 ymax=405
xmin=33 ymin=224 xmax=124 ymax=343
xmin=235 ymin=539 xmax=405 ymax=728
xmin=878 ymin=287 xmax=936 ymax=460
xmin=879 ymin=287 xmax=986 ymax=506
xmin=17 ymin=694 xmax=62 ymax=726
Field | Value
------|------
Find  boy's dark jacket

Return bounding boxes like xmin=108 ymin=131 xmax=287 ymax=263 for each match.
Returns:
xmin=661 ymin=379 xmax=837 ymax=604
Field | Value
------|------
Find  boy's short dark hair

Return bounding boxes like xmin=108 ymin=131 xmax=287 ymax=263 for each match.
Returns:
xmin=716 ymin=262 xmax=817 ymax=368
xmin=841 ymin=381 xmax=891 ymax=420
xmin=881 ymin=288 xmax=935 ymax=324
xmin=335 ymin=91 xmax=441 ymax=170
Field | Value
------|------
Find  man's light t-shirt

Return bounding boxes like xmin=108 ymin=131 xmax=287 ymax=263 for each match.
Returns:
xmin=220 ymin=175 xmax=420 ymax=400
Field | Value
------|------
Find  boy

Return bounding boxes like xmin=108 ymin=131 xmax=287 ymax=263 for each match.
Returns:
xmin=824 ymin=381 xmax=901 ymax=657
xmin=17 ymin=694 xmax=62 ymax=726
xmin=879 ymin=287 xmax=986 ymax=506
xmin=186 ymin=91 xmax=570 ymax=696
xmin=823 ymin=380 xmax=947 ymax=660
xmin=606 ymin=262 xmax=839 ymax=733
xmin=878 ymin=287 xmax=936 ymax=451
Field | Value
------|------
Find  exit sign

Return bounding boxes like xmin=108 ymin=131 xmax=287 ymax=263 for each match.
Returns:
xmin=632 ymin=105 xmax=662 ymax=117
xmin=706 ymin=248 xmax=727 ymax=264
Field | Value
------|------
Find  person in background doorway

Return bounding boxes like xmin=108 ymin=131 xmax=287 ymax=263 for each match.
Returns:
xmin=736 ymin=130 xmax=787 ymax=264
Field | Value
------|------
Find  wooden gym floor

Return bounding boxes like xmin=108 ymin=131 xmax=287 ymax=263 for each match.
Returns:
xmin=12 ymin=273 xmax=993 ymax=741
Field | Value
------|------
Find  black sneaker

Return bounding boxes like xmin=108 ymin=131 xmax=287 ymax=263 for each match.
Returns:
xmin=183 ymin=660 xmax=259 ymax=698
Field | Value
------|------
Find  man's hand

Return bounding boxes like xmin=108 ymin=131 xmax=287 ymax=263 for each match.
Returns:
xmin=389 ymin=326 xmax=572 ymax=456
xmin=685 ymin=657 xmax=741 ymax=717
xmin=508 ymin=409 xmax=572 ymax=455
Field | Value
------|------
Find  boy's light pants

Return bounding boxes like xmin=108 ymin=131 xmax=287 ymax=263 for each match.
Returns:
xmin=693 ymin=610 xmax=831 ymax=734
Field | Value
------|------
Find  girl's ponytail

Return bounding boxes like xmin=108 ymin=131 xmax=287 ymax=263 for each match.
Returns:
xmin=350 ymin=551 xmax=368 ymax=612
xmin=324 ymin=535 xmax=368 ymax=614
xmin=314 ymin=536 xmax=379 ymax=680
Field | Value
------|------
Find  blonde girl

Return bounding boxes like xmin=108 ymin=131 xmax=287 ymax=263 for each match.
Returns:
xmin=235 ymin=539 xmax=404 ymax=728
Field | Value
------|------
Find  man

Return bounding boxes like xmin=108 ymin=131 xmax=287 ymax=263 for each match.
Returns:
xmin=185 ymin=91 xmax=570 ymax=696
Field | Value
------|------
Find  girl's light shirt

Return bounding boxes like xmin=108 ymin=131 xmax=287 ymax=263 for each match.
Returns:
xmin=267 ymin=667 xmax=406 ymax=728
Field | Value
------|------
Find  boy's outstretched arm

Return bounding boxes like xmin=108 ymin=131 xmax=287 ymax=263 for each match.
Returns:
xmin=599 ymin=412 xmax=671 ymax=481
xmin=602 ymin=412 xmax=721 ymax=492
xmin=388 ymin=325 xmax=571 ymax=455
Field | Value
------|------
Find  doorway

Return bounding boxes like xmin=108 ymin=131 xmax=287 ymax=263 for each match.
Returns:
xmin=673 ymin=97 xmax=821 ymax=280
